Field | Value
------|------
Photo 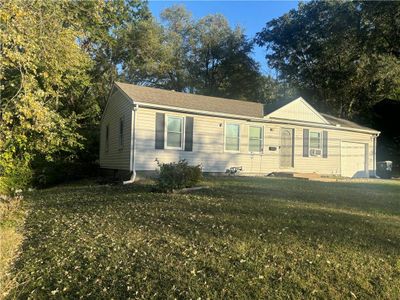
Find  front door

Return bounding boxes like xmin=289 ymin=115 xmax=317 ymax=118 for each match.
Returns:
xmin=280 ymin=128 xmax=294 ymax=168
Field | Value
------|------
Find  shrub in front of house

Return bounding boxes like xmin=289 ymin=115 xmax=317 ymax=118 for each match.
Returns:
xmin=32 ymin=159 xmax=99 ymax=188
xmin=156 ymin=159 xmax=202 ymax=192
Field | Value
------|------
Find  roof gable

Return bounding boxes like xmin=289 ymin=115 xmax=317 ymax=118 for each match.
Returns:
xmin=264 ymin=97 xmax=329 ymax=125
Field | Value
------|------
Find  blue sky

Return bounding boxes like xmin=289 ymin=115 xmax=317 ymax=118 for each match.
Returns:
xmin=148 ymin=1 xmax=299 ymax=76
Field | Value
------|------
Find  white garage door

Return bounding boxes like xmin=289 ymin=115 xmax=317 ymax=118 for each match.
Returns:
xmin=341 ymin=142 xmax=368 ymax=178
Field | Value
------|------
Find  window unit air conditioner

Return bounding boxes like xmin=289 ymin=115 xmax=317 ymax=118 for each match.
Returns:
xmin=310 ymin=149 xmax=322 ymax=156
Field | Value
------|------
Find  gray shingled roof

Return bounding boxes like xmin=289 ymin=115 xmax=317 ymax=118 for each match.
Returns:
xmin=116 ymin=82 xmax=264 ymax=118
xmin=321 ymin=113 xmax=376 ymax=132
xmin=115 ymin=82 xmax=377 ymax=133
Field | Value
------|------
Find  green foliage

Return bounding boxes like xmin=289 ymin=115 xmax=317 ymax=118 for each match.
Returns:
xmin=256 ymin=1 xmax=400 ymax=117
xmin=156 ymin=159 xmax=202 ymax=192
xmin=0 ymin=0 xmax=91 ymax=187
xmin=0 ymin=0 xmax=291 ymax=195
xmin=31 ymin=159 xmax=99 ymax=188
xmin=120 ymin=5 xmax=276 ymax=102
xmin=0 ymin=165 xmax=32 ymax=196
xmin=0 ymin=0 xmax=148 ymax=190
xmin=5 ymin=177 xmax=400 ymax=298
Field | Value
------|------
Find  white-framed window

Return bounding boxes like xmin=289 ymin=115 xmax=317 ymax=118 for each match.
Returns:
xmin=166 ymin=115 xmax=184 ymax=149
xmin=119 ymin=117 xmax=124 ymax=149
xmin=309 ymin=131 xmax=322 ymax=156
xmin=249 ymin=126 xmax=263 ymax=153
xmin=105 ymin=124 xmax=110 ymax=152
xmin=225 ymin=123 xmax=240 ymax=152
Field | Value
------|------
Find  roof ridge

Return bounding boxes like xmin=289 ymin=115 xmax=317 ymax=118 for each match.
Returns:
xmin=115 ymin=82 xmax=263 ymax=107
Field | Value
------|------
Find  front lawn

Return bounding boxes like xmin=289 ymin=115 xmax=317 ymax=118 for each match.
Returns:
xmin=6 ymin=177 xmax=400 ymax=299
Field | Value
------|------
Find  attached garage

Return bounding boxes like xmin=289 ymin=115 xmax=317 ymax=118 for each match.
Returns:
xmin=341 ymin=142 xmax=368 ymax=178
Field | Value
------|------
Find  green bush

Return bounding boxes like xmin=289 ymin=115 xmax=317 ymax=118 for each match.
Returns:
xmin=32 ymin=159 xmax=99 ymax=188
xmin=156 ymin=160 xmax=202 ymax=192
xmin=0 ymin=165 xmax=33 ymax=196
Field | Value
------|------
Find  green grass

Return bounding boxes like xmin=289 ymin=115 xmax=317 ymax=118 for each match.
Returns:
xmin=0 ymin=196 xmax=26 ymax=299
xmin=6 ymin=177 xmax=400 ymax=299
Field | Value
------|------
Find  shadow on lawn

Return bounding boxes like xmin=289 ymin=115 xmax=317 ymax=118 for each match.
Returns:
xmin=25 ymin=178 xmax=400 ymax=257
xmin=200 ymin=177 xmax=400 ymax=216
xmin=7 ymin=178 xmax=400 ymax=298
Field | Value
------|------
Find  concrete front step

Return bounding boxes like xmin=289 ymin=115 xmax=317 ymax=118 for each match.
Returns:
xmin=293 ymin=172 xmax=322 ymax=179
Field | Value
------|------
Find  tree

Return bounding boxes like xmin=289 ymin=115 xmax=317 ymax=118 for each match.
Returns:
xmin=120 ymin=5 xmax=270 ymax=102
xmin=256 ymin=1 xmax=400 ymax=118
xmin=192 ymin=15 xmax=261 ymax=100
xmin=159 ymin=5 xmax=194 ymax=91
xmin=0 ymin=0 xmax=149 ymax=189
xmin=1 ymin=1 xmax=91 ymax=178
xmin=118 ymin=17 xmax=173 ymax=87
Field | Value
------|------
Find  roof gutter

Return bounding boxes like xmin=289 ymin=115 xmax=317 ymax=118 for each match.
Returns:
xmin=136 ymin=102 xmax=379 ymax=135
xmin=133 ymin=101 xmax=260 ymax=121
xmin=254 ymin=117 xmax=380 ymax=135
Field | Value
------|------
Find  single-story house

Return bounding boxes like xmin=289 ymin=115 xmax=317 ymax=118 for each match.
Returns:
xmin=100 ymin=82 xmax=379 ymax=181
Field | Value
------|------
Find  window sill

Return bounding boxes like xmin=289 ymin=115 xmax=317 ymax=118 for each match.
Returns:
xmin=224 ymin=150 xmax=241 ymax=153
xmin=165 ymin=147 xmax=184 ymax=150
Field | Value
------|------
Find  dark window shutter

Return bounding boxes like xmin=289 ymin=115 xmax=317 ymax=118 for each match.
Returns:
xmin=322 ymin=130 xmax=328 ymax=158
xmin=184 ymin=116 xmax=194 ymax=151
xmin=155 ymin=113 xmax=165 ymax=149
xmin=303 ymin=129 xmax=309 ymax=157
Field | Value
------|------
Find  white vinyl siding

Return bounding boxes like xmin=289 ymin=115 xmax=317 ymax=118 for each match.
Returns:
xmin=166 ymin=116 xmax=184 ymax=149
xmin=249 ymin=126 xmax=263 ymax=153
xmin=99 ymin=89 xmax=132 ymax=170
xmin=225 ymin=123 xmax=240 ymax=152
xmin=129 ymin=107 xmax=376 ymax=177
xmin=266 ymin=97 xmax=329 ymax=124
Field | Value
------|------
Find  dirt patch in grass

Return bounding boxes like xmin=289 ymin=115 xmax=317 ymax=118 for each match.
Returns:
xmin=5 ymin=178 xmax=400 ymax=298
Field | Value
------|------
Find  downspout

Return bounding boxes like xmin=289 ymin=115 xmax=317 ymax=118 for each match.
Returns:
xmin=373 ymin=133 xmax=380 ymax=178
xmin=123 ymin=103 xmax=139 ymax=184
